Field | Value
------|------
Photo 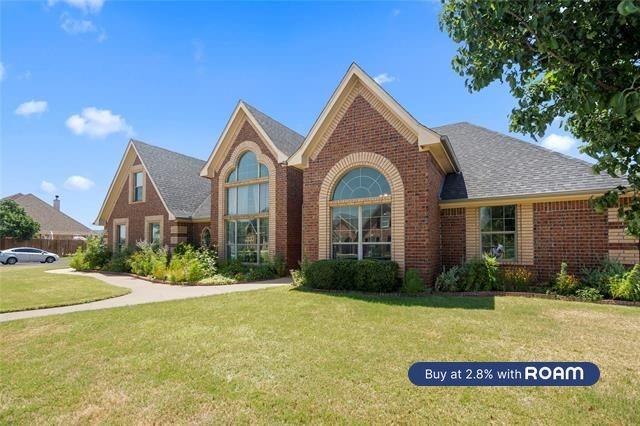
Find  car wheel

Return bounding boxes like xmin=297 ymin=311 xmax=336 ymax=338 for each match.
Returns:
xmin=46 ymin=256 xmax=55 ymax=263
xmin=6 ymin=257 xmax=17 ymax=265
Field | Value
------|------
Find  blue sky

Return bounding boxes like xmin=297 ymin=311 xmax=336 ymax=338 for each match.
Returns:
xmin=0 ymin=0 xmax=589 ymax=229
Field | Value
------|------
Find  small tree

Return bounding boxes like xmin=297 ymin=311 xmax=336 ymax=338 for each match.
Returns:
xmin=0 ymin=199 xmax=40 ymax=240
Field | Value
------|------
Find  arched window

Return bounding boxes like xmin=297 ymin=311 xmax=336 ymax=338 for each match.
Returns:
xmin=225 ymin=151 xmax=270 ymax=263
xmin=201 ymin=227 xmax=211 ymax=247
xmin=331 ymin=167 xmax=391 ymax=260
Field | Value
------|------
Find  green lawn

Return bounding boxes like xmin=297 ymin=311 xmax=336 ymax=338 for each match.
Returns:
xmin=0 ymin=262 xmax=130 ymax=313
xmin=1 ymin=288 xmax=639 ymax=424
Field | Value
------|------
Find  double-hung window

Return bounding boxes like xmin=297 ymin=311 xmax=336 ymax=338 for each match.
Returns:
xmin=480 ymin=205 xmax=516 ymax=260
xmin=116 ymin=224 xmax=127 ymax=252
xmin=133 ymin=172 xmax=144 ymax=202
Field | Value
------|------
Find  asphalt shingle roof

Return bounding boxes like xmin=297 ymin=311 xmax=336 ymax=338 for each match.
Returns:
xmin=434 ymin=122 xmax=627 ymax=201
xmin=3 ymin=193 xmax=92 ymax=236
xmin=131 ymin=140 xmax=211 ymax=219
xmin=243 ymin=102 xmax=305 ymax=156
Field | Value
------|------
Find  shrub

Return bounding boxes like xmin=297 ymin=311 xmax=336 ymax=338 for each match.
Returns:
xmin=554 ymin=262 xmax=581 ymax=295
xmin=500 ymin=267 xmax=533 ymax=291
xmin=246 ymin=264 xmax=277 ymax=281
xmin=435 ymin=266 xmax=461 ymax=292
xmin=173 ymin=242 xmax=194 ymax=256
xmin=609 ymin=264 xmax=640 ymax=301
xmin=459 ymin=255 xmax=499 ymax=291
xmin=195 ymin=246 xmax=217 ymax=278
xmin=575 ymin=287 xmax=603 ymax=302
xmin=304 ymin=260 xmax=400 ymax=292
xmin=402 ymin=269 xmax=425 ymax=294
xmin=198 ymin=274 xmax=237 ymax=285
xmin=271 ymin=254 xmax=288 ymax=277
xmin=218 ymin=259 xmax=246 ymax=277
xmin=291 ymin=258 xmax=310 ymax=287
xmin=103 ymin=248 xmax=132 ymax=273
xmin=580 ymin=258 xmax=626 ymax=298
xmin=69 ymin=235 xmax=110 ymax=271
xmin=166 ymin=246 xmax=204 ymax=283
xmin=128 ymin=242 xmax=167 ymax=277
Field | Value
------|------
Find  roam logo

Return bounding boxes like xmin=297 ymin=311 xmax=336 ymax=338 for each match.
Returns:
xmin=408 ymin=362 xmax=600 ymax=386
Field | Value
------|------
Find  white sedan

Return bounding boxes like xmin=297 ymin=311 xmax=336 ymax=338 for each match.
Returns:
xmin=0 ymin=248 xmax=59 ymax=265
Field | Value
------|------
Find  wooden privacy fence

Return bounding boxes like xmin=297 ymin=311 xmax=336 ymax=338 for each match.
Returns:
xmin=0 ymin=238 xmax=86 ymax=256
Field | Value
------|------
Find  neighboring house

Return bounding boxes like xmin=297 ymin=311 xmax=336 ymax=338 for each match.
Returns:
xmin=3 ymin=193 xmax=93 ymax=239
xmin=98 ymin=63 xmax=639 ymax=282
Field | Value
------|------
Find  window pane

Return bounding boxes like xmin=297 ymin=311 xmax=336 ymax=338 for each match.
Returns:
xmin=363 ymin=244 xmax=391 ymax=260
xmin=332 ymin=206 xmax=358 ymax=243
xmin=149 ymin=223 xmax=160 ymax=243
xmin=332 ymin=244 xmax=358 ymax=259
xmin=331 ymin=167 xmax=391 ymax=200
xmin=259 ymin=218 xmax=269 ymax=245
xmin=503 ymin=205 xmax=516 ymax=218
xmin=237 ymin=184 xmax=259 ymax=214
xmin=226 ymin=187 xmax=237 ymax=215
xmin=259 ymin=183 xmax=269 ymax=212
xmin=118 ymin=225 xmax=126 ymax=241
xmin=135 ymin=187 xmax=143 ymax=202
xmin=259 ymin=164 xmax=269 ymax=177
xmin=480 ymin=207 xmax=491 ymax=232
xmin=202 ymin=228 xmax=211 ymax=247
xmin=134 ymin=172 xmax=143 ymax=187
xmin=226 ymin=169 xmax=236 ymax=183
xmin=237 ymin=151 xmax=259 ymax=181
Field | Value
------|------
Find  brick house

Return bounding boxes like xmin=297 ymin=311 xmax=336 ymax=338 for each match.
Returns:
xmin=97 ymin=63 xmax=638 ymax=283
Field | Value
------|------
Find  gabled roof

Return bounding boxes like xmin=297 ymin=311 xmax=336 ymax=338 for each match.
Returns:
xmin=200 ymin=101 xmax=304 ymax=177
xmin=95 ymin=140 xmax=211 ymax=224
xmin=243 ymin=102 xmax=304 ymax=156
xmin=436 ymin=122 xmax=627 ymax=202
xmin=287 ymin=63 xmax=460 ymax=173
xmin=131 ymin=140 xmax=210 ymax=218
xmin=3 ymin=193 xmax=92 ymax=236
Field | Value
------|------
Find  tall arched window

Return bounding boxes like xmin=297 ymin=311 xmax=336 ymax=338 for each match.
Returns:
xmin=224 ymin=151 xmax=270 ymax=263
xmin=201 ymin=227 xmax=211 ymax=247
xmin=331 ymin=167 xmax=391 ymax=260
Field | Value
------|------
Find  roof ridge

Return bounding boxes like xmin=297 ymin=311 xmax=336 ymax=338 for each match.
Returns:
xmin=15 ymin=193 xmax=92 ymax=231
xmin=241 ymin=101 xmax=305 ymax=139
xmin=436 ymin=121 xmax=597 ymax=169
xmin=131 ymin=139 xmax=206 ymax=164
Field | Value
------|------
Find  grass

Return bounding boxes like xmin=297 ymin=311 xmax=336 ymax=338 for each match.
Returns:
xmin=1 ymin=287 xmax=639 ymax=423
xmin=0 ymin=262 xmax=130 ymax=313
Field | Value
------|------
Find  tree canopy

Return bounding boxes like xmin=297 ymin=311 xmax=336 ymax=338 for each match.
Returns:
xmin=0 ymin=199 xmax=41 ymax=240
xmin=440 ymin=0 xmax=640 ymax=236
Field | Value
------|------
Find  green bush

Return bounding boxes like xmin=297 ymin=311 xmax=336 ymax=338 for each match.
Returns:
xmin=246 ymin=264 xmax=277 ymax=281
xmin=291 ymin=258 xmax=310 ymax=287
xmin=609 ymin=264 xmax=640 ymax=301
xmin=271 ymin=254 xmax=288 ymax=277
xmin=103 ymin=248 xmax=132 ymax=273
xmin=166 ymin=246 xmax=204 ymax=283
xmin=194 ymin=246 xmax=217 ymax=278
xmin=580 ymin=258 xmax=626 ymax=298
xmin=435 ymin=266 xmax=461 ymax=292
xmin=459 ymin=255 xmax=499 ymax=291
xmin=303 ymin=260 xmax=399 ymax=292
xmin=554 ymin=262 xmax=581 ymax=295
xmin=575 ymin=287 xmax=603 ymax=302
xmin=499 ymin=266 xmax=533 ymax=291
xmin=402 ymin=269 xmax=425 ymax=294
xmin=69 ymin=235 xmax=110 ymax=271
xmin=217 ymin=259 xmax=246 ymax=277
xmin=198 ymin=274 xmax=237 ymax=285
xmin=128 ymin=242 xmax=167 ymax=277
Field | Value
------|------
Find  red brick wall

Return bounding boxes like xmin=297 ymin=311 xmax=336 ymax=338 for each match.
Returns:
xmin=301 ymin=95 xmax=444 ymax=283
xmin=209 ymin=120 xmax=302 ymax=268
xmin=186 ymin=222 xmax=211 ymax=247
xmin=105 ymin=155 xmax=171 ymax=249
xmin=534 ymin=200 xmax=611 ymax=281
xmin=440 ymin=207 xmax=466 ymax=269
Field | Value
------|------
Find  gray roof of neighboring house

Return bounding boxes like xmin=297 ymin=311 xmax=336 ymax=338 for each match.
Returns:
xmin=131 ymin=140 xmax=211 ymax=219
xmin=434 ymin=122 xmax=627 ymax=201
xmin=3 ymin=193 xmax=93 ymax=236
xmin=243 ymin=102 xmax=305 ymax=156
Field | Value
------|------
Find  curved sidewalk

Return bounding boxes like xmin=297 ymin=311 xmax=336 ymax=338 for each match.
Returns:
xmin=0 ymin=269 xmax=291 ymax=323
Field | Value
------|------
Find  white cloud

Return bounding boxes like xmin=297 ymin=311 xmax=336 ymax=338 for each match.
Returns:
xmin=97 ymin=29 xmax=107 ymax=42
xmin=48 ymin=0 xmax=105 ymax=14
xmin=65 ymin=107 xmax=132 ymax=138
xmin=541 ymin=133 xmax=577 ymax=153
xmin=15 ymin=100 xmax=48 ymax=117
xmin=373 ymin=73 xmax=396 ymax=85
xmin=61 ymin=13 xmax=96 ymax=34
xmin=41 ymin=181 xmax=57 ymax=194
xmin=64 ymin=175 xmax=95 ymax=191
xmin=0 ymin=62 xmax=5 ymax=81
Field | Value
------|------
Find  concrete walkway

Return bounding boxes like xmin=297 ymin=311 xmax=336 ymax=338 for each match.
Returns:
xmin=0 ymin=269 xmax=291 ymax=322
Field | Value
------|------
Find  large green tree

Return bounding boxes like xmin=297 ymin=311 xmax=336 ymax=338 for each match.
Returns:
xmin=440 ymin=0 xmax=640 ymax=236
xmin=0 ymin=199 xmax=40 ymax=240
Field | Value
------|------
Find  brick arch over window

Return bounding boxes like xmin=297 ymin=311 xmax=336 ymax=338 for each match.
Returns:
xmin=318 ymin=152 xmax=405 ymax=270
xmin=217 ymin=140 xmax=276 ymax=258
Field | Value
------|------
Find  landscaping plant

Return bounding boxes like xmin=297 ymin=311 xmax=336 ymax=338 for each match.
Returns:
xmin=402 ymin=269 xmax=425 ymax=294
xmin=69 ymin=235 xmax=111 ymax=271
xmin=609 ymin=263 xmax=640 ymax=301
xmin=499 ymin=266 xmax=533 ymax=292
xmin=434 ymin=266 xmax=461 ymax=292
xmin=459 ymin=255 xmax=499 ymax=291
xmin=575 ymin=287 xmax=604 ymax=302
xmin=303 ymin=259 xmax=400 ymax=292
xmin=580 ymin=258 xmax=627 ymax=298
xmin=554 ymin=262 xmax=581 ymax=295
xmin=128 ymin=242 xmax=168 ymax=278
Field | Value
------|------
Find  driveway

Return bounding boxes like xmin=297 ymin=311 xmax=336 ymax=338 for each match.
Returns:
xmin=0 ymin=269 xmax=291 ymax=322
